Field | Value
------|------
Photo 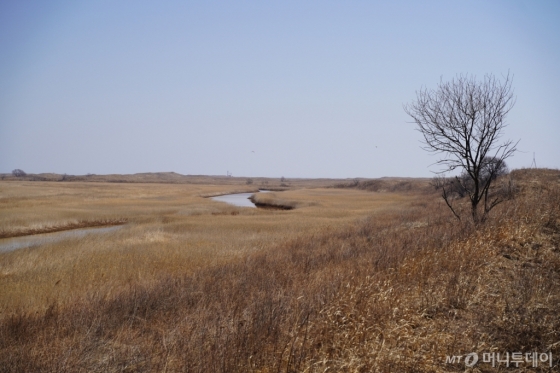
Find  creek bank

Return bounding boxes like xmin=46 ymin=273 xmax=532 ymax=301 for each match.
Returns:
xmin=210 ymin=190 xmax=295 ymax=210
xmin=0 ymin=225 xmax=124 ymax=253
xmin=210 ymin=193 xmax=258 ymax=208
xmin=248 ymin=195 xmax=294 ymax=210
xmin=0 ymin=219 xmax=127 ymax=240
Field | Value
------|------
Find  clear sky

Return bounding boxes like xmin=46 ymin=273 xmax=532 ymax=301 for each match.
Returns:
xmin=1 ymin=0 xmax=559 ymax=178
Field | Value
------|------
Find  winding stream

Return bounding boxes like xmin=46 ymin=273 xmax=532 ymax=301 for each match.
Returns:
xmin=0 ymin=225 xmax=123 ymax=253
xmin=210 ymin=190 xmax=270 ymax=208
xmin=3 ymin=190 xmax=272 ymax=253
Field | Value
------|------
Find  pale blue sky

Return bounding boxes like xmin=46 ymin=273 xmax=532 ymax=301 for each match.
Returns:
xmin=1 ymin=1 xmax=559 ymax=178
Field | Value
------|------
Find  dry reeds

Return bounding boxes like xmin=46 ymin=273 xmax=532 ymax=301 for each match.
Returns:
xmin=0 ymin=169 xmax=558 ymax=372
xmin=0 ymin=219 xmax=127 ymax=239
xmin=249 ymin=192 xmax=298 ymax=210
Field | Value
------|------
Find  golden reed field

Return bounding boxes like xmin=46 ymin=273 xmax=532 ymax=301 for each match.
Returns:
xmin=0 ymin=169 xmax=559 ymax=372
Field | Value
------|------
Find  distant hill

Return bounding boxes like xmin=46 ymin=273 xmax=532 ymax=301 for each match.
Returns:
xmin=0 ymin=171 xmax=432 ymax=191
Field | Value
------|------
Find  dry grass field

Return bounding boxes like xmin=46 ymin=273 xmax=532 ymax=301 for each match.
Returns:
xmin=0 ymin=179 xmax=415 ymax=314
xmin=0 ymin=169 xmax=559 ymax=372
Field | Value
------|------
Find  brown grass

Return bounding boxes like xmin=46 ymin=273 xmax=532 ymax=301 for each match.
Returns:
xmin=0 ymin=219 xmax=127 ymax=239
xmin=0 ymin=180 xmax=412 ymax=314
xmin=249 ymin=192 xmax=304 ymax=210
xmin=0 ymin=169 xmax=559 ymax=372
xmin=333 ymin=177 xmax=432 ymax=193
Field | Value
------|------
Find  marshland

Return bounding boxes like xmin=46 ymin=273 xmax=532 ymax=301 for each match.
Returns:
xmin=3 ymin=1 xmax=559 ymax=371
xmin=1 ymin=169 xmax=559 ymax=372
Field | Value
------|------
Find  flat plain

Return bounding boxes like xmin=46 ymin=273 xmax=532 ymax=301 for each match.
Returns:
xmin=0 ymin=178 xmax=416 ymax=314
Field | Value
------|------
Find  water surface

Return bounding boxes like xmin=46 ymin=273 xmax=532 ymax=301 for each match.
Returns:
xmin=0 ymin=225 xmax=123 ymax=253
xmin=211 ymin=190 xmax=270 ymax=208
xmin=211 ymin=193 xmax=257 ymax=208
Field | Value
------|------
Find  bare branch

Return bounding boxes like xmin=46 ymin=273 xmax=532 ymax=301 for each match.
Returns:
xmin=405 ymin=73 xmax=518 ymax=224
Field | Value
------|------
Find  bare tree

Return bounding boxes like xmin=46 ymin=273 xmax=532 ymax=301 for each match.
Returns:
xmin=12 ymin=169 xmax=27 ymax=177
xmin=404 ymin=73 xmax=518 ymax=224
xmin=442 ymin=158 xmax=509 ymax=198
xmin=480 ymin=156 xmax=508 ymax=181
